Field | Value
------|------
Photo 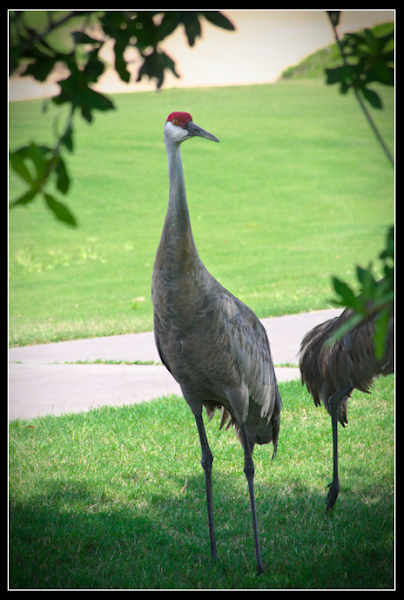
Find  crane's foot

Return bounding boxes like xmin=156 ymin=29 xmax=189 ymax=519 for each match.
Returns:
xmin=326 ymin=479 xmax=340 ymax=513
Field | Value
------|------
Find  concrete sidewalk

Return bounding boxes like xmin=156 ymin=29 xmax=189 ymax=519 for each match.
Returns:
xmin=9 ymin=308 xmax=342 ymax=420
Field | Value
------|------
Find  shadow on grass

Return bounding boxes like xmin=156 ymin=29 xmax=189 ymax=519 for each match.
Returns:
xmin=9 ymin=470 xmax=394 ymax=590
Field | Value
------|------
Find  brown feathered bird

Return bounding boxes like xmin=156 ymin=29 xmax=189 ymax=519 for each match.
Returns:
xmin=152 ymin=112 xmax=282 ymax=574
xmin=299 ymin=307 xmax=394 ymax=512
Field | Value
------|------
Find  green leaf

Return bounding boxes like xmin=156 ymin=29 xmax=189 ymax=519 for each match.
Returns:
xmin=362 ymin=28 xmax=379 ymax=53
xmin=24 ymin=54 xmax=58 ymax=82
xmin=356 ymin=264 xmax=376 ymax=288
xmin=340 ymin=81 xmax=350 ymax=95
xmin=43 ymin=193 xmax=77 ymax=227
xmin=83 ymin=49 xmax=105 ymax=83
xmin=325 ymin=66 xmax=350 ymax=86
xmin=114 ymin=39 xmax=131 ymax=83
xmin=361 ymin=87 xmax=383 ymax=109
xmin=180 ymin=13 xmax=201 ymax=47
xmin=356 ymin=264 xmax=378 ymax=307
xmin=379 ymin=225 xmax=394 ymax=261
xmin=378 ymin=30 xmax=394 ymax=51
xmin=85 ymin=88 xmax=114 ymax=112
xmin=9 ymin=45 xmax=22 ymax=76
xmin=200 ymin=11 xmax=236 ymax=31
xmin=27 ymin=142 xmax=50 ymax=182
xmin=373 ymin=307 xmax=392 ymax=360
xmin=53 ymin=76 xmax=114 ymax=122
xmin=9 ymin=151 xmax=34 ymax=184
xmin=81 ymin=105 xmax=93 ymax=123
xmin=332 ymin=276 xmax=361 ymax=311
xmin=155 ymin=12 xmax=202 ymax=47
xmin=324 ymin=67 xmax=340 ymax=85
xmin=60 ymin=122 xmax=74 ymax=153
xmin=72 ymin=31 xmax=101 ymax=45
xmin=10 ymin=188 xmax=38 ymax=207
xmin=55 ymin=156 xmax=70 ymax=195
xmin=137 ymin=49 xmax=179 ymax=89
xmin=325 ymin=311 xmax=364 ymax=347
xmin=345 ymin=32 xmax=366 ymax=46
xmin=373 ymin=61 xmax=394 ymax=86
xmin=158 ymin=13 xmax=181 ymax=40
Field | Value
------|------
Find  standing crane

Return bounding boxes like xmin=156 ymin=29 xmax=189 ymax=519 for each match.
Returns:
xmin=299 ymin=308 xmax=394 ymax=512
xmin=152 ymin=112 xmax=282 ymax=574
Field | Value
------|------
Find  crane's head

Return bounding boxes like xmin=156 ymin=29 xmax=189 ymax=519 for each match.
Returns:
xmin=165 ymin=112 xmax=219 ymax=144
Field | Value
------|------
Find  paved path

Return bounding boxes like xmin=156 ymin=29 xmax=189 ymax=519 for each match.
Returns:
xmin=9 ymin=309 xmax=342 ymax=421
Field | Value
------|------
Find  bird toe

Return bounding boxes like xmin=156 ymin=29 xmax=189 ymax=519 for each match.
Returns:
xmin=325 ymin=481 xmax=340 ymax=513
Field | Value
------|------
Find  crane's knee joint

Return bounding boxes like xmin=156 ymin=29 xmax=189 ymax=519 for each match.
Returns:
xmin=201 ymin=452 xmax=213 ymax=472
xmin=244 ymin=463 xmax=255 ymax=479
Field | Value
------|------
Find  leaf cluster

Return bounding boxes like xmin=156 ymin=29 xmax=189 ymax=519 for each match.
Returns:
xmin=330 ymin=226 xmax=394 ymax=358
xmin=9 ymin=10 xmax=234 ymax=225
xmin=101 ymin=11 xmax=234 ymax=89
xmin=9 ymin=132 xmax=76 ymax=226
xmin=325 ymin=15 xmax=394 ymax=109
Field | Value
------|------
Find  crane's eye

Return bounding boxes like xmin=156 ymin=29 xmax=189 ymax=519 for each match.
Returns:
xmin=172 ymin=118 xmax=179 ymax=126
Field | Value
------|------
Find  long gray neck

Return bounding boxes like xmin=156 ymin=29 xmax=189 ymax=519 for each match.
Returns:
xmin=166 ymin=140 xmax=191 ymax=233
xmin=159 ymin=138 xmax=198 ymax=263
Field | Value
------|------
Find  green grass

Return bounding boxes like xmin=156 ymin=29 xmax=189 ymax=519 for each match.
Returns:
xmin=281 ymin=35 xmax=343 ymax=80
xmin=9 ymin=79 xmax=394 ymax=347
xmin=9 ymin=377 xmax=394 ymax=589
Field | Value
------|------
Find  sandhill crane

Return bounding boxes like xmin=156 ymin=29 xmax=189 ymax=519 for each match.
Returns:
xmin=299 ymin=308 xmax=394 ymax=512
xmin=152 ymin=112 xmax=281 ymax=574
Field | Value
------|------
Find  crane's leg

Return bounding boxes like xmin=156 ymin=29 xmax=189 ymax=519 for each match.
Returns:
xmin=240 ymin=422 xmax=264 ymax=575
xmin=195 ymin=413 xmax=218 ymax=561
xmin=326 ymin=385 xmax=353 ymax=512
xmin=326 ymin=414 xmax=340 ymax=513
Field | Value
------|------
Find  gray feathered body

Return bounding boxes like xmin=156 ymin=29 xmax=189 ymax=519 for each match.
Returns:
xmin=152 ymin=132 xmax=281 ymax=454
xmin=299 ymin=308 xmax=394 ymax=425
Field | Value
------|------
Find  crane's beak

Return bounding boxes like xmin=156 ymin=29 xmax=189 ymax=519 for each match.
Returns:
xmin=186 ymin=121 xmax=219 ymax=142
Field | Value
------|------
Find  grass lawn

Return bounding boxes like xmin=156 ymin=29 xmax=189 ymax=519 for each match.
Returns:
xmin=9 ymin=377 xmax=394 ymax=589
xmin=9 ymin=79 xmax=394 ymax=347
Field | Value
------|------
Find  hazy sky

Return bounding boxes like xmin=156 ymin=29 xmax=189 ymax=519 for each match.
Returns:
xmin=9 ymin=10 xmax=394 ymax=100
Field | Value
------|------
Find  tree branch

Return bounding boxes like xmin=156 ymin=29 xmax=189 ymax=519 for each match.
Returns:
xmin=12 ymin=11 xmax=81 ymax=60
xmin=327 ymin=13 xmax=394 ymax=167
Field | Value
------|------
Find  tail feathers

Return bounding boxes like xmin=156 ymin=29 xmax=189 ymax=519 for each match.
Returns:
xmin=204 ymin=403 xmax=279 ymax=457
xmin=299 ymin=308 xmax=394 ymax=419
xmin=219 ymin=407 xmax=236 ymax=431
xmin=204 ymin=403 xmax=236 ymax=431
